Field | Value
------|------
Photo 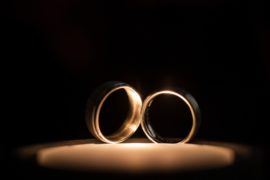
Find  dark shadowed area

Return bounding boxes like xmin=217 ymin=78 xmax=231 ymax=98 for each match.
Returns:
xmin=3 ymin=0 xmax=269 ymax=179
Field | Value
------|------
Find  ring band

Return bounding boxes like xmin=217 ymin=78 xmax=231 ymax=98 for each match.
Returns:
xmin=85 ymin=81 xmax=142 ymax=143
xmin=141 ymin=90 xmax=201 ymax=143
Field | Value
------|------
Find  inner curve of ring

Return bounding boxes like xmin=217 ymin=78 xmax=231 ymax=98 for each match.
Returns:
xmin=95 ymin=86 xmax=142 ymax=143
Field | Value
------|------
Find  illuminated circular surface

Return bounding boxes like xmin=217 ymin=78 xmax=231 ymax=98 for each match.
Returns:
xmin=36 ymin=142 xmax=235 ymax=173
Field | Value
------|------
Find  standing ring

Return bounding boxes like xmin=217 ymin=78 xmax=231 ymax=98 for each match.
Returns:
xmin=141 ymin=90 xmax=201 ymax=143
xmin=85 ymin=81 xmax=142 ymax=143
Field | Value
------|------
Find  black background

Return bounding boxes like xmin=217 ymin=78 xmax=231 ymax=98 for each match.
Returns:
xmin=3 ymin=0 xmax=269 ymax=178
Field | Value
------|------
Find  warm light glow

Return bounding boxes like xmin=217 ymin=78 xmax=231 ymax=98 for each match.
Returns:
xmin=118 ymin=143 xmax=152 ymax=148
xmin=37 ymin=143 xmax=235 ymax=173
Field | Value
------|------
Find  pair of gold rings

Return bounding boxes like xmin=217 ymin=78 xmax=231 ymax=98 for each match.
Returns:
xmin=85 ymin=81 xmax=201 ymax=144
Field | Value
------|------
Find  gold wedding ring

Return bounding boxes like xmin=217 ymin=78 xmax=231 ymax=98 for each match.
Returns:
xmin=141 ymin=90 xmax=201 ymax=143
xmin=85 ymin=81 xmax=142 ymax=144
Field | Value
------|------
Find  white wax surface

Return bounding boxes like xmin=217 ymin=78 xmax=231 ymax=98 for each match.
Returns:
xmin=37 ymin=143 xmax=235 ymax=173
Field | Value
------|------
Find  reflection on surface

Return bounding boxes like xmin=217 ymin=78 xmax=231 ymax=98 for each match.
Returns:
xmin=37 ymin=142 xmax=235 ymax=173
